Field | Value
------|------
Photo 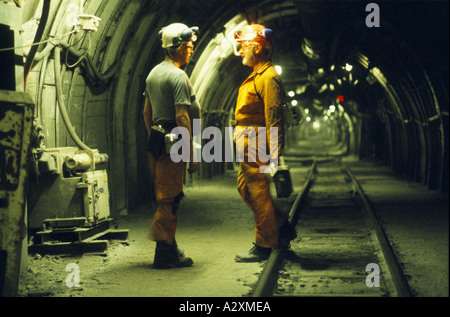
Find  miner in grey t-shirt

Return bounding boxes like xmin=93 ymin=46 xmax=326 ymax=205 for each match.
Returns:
xmin=145 ymin=61 xmax=200 ymax=123
xmin=143 ymin=23 xmax=200 ymax=269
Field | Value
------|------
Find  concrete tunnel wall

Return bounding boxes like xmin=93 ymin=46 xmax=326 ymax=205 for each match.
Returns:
xmin=20 ymin=0 xmax=448 ymax=217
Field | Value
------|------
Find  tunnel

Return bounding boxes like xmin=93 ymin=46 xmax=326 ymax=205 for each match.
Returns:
xmin=0 ymin=0 xmax=448 ymax=298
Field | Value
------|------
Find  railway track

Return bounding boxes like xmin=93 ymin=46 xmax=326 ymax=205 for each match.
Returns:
xmin=252 ymin=158 xmax=411 ymax=297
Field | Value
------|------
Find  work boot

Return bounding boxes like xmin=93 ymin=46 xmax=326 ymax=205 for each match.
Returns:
xmin=172 ymin=239 xmax=187 ymax=259
xmin=235 ymin=244 xmax=272 ymax=262
xmin=170 ymin=240 xmax=193 ymax=268
xmin=153 ymin=241 xmax=193 ymax=269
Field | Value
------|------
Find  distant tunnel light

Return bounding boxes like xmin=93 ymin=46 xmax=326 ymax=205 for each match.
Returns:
xmin=345 ymin=63 xmax=353 ymax=72
xmin=291 ymin=100 xmax=298 ymax=106
xmin=313 ymin=120 xmax=320 ymax=130
xmin=296 ymin=86 xmax=306 ymax=94
xmin=318 ymin=84 xmax=327 ymax=93
xmin=275 ymin=65 xmax=282 ymax=75
xmin=288 ymin=91 xmax=295 ymax=97
xmin=329 ymin=105 xmax=336 ymax=112
xmin=306 ymin=116 xmax=311 ymax=122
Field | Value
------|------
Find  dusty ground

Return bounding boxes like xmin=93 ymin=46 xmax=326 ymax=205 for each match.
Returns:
xmin=17 ymin=160 xmax=448 ymax=298
xmin=18 ymin=172 xmax=269 ymax=297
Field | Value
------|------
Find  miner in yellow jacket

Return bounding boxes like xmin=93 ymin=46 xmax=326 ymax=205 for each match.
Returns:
xmin=234 ymin=24 xmax=296 ymax=262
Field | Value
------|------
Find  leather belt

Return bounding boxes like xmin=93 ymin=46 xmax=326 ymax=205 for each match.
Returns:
xmin=153 ymin=120 xmax=177 ymax=131
xmin=153 ymin=120 xmax=176 ymax=125
xmin=231 ymin=120 xmax=265 ymax=127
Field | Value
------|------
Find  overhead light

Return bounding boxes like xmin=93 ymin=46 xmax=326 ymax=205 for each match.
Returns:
xmin=296 ymin=86 xmax=305 ymax=94
xmin=318 ymin=84 xmax=327 ymax=93
xmin=345 ymin=63 xmax=353 ymax=72
xmin=275 ymin=65 xmax=282 ymax=75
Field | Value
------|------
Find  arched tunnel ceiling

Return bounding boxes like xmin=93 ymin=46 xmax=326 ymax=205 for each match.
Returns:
xmin=18 ymin=0 xmax=449 ymax=214
xmin=182 ymin=0 xmax=449 ymax=115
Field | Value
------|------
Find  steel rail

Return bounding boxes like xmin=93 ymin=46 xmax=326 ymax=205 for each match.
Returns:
xmin=252 ymin=159 xmax=317 ymax=297
xmin=252 ymin=160 xmax=411 ymax=297
xmin=343 ymin=164 xmax=412 ymax=297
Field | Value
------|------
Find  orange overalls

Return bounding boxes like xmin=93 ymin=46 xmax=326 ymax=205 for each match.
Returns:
xmin=235 ymin=62 xmax=287 ymax=248
xmin=148 ymin=151 xmax=185 ymax=245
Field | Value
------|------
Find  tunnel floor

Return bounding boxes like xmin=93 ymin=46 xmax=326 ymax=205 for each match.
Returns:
xmin=18 ymin=158 xmax=448 ymax=297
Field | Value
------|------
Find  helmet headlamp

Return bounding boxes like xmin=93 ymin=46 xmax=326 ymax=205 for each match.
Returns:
xmin=159 ymin=24 xmax=199 ymax=48
xmin=234 ymin=25 xmax=273 ymax=45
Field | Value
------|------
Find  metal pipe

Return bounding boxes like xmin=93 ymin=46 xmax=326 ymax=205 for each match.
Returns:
xmin=24 ymin=0 xmax=50 ymax=90
xmin=54 ymin=45 xmax=91 ymax=151
xmin=31 ymin=0 xmax=72 ymax=62
xmin=64 ymin=152 xmax=109 ymax=171
xmin=64 ymin=153 xmax=91 ymax=170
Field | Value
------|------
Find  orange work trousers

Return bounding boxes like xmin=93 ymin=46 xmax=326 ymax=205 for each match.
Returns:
xmin=147 ymin=152 xmax=186 ymax=245
xmin=236 ymin=127 xmax=287 ymax=248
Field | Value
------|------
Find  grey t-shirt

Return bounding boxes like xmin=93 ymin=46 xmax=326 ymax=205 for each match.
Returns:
xmin=145 ymin=61 xmax=200 ymax=122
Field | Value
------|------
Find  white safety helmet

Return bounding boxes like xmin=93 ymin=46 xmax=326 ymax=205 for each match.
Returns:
xmin=159 ymin=23 xmax=199 ymax=48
